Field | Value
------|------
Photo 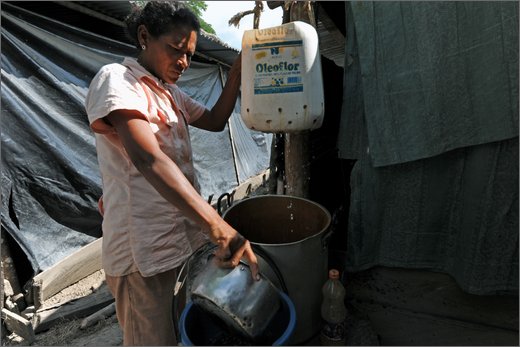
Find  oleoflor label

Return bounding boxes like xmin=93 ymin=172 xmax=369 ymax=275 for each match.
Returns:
xmin=252 ymin=40 xmax=304 ymax=95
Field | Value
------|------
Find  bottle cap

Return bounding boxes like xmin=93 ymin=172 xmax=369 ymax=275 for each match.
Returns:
xmin=329 ymin=269 xmax=339 ymax=279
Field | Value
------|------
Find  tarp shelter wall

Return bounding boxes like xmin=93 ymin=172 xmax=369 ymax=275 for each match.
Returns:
xmin=1 ymin=2 xmax=272 ymax=276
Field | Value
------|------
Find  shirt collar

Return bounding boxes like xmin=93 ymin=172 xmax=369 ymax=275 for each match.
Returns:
xmin=122 ymin=57 xmax=166 ymax=89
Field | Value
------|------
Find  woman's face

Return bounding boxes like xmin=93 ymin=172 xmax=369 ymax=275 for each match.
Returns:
xmin=139 ymin=24 xmax=197 ymax=84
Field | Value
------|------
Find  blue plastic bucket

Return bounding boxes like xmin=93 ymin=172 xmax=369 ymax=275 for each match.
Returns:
xmin=179 ymin=291 xmax=296 ymax=346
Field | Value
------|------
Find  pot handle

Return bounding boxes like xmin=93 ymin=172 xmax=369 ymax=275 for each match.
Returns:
xmin=321 ymin=229 xmax=333 ymax=251
xmin=216 ymin=192 xmax=234 ymax=215
xmin=321 ymin=205 xmax=344 ymax=251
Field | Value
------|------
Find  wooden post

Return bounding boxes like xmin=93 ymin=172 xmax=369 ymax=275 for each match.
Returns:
xmin=268 ymin=133 xmax=285 ymax=194
xmin=265 ymin=1 xmax=318 ymax=197
xmin=284 ymin=131 xmax=311 ymax=198
xmin=283 ymin=1 xmax=316 ymax=198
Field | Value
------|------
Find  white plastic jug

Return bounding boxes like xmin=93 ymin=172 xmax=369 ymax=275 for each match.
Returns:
xmin=241 ymin=21 xmax=324 ymax=133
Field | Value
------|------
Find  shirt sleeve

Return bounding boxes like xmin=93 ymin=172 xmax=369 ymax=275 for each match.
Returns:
xmin=85 ymin=64 xmax=150 ymax=134
xmin=168 ymin=85 xmax=207 ymax=125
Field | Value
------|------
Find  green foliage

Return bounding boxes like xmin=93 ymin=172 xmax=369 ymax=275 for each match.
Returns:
xmin=184 ymin=1 xmax=216 ymax=34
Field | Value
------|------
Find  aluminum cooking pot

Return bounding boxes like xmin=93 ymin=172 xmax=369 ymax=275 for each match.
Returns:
xmin=190 ymin=255 xmax=281 ymax=341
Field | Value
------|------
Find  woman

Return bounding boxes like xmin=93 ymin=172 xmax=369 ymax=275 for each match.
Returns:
xmin=85 ymin=2 xmax=259 ymax=345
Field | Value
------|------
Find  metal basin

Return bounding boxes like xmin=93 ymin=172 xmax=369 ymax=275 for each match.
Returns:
xmin=222 ymin=195 xmax=332 ymax=345
xmin=190 ymin=256 xmax=281 ymax=341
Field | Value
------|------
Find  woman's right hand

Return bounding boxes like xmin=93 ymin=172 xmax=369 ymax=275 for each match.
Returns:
xmin=210 ymin=219 xmax=260 ymax=281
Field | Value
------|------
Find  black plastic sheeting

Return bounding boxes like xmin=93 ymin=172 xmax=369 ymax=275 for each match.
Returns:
xmin=1 ymin=3 xmax=272 ymax=275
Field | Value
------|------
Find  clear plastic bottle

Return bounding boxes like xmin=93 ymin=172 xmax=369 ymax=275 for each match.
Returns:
xmin=320 ymin=269 xmax=347 ymax=346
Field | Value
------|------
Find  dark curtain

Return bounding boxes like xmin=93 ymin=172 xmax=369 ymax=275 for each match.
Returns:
xmin=338 ymin=1 xmax=518 ymax=295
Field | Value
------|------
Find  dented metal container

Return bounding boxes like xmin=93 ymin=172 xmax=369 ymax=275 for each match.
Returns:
xmin=241 ymin=21 xmax=325 ymax=132
xmin=190 ymin=257 xmax=281 ymax=341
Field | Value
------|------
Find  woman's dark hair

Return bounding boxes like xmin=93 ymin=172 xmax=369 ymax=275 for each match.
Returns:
xmin=125 ymin=1 xmax=201 ymax=50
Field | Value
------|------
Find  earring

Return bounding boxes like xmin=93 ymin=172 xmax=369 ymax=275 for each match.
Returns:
xmin=141 ymin=44 xmax=146 ymax=50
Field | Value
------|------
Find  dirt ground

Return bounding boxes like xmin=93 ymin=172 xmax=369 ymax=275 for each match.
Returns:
xmin=2 ymin=266 xmax=380 ymax=346
xmin=2 ymin=236 xmax=379 ymax=346
xmin=28 ymin=315 xmax=122 ymax=346
xmin=3 ymin=270 xmax=123 ymax=346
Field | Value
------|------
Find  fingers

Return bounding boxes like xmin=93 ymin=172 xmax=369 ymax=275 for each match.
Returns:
xmin=217 ymin=239 xmax=260 ymax=281
xmin=228 ymin=233 xmax=246 ymax=255
xmin=244 ymin=243 xmax=260 ymax=281
xmin=213 ymin=239 xmax=231 ymax=260
xmin=209 ymin=222 xmax=259 ymax=281
xmin=218 ymin=237 xmax=246 ymax=268
xmin=214 ymin=232 xmax=245 ymax=263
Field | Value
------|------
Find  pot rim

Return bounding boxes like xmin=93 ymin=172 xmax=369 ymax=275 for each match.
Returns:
xmin=222 ymin=194 xmax=332 ymax=246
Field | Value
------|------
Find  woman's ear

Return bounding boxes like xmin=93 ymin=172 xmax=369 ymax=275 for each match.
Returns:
xmin=137 ymin=24 xmax=149 ymax=48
